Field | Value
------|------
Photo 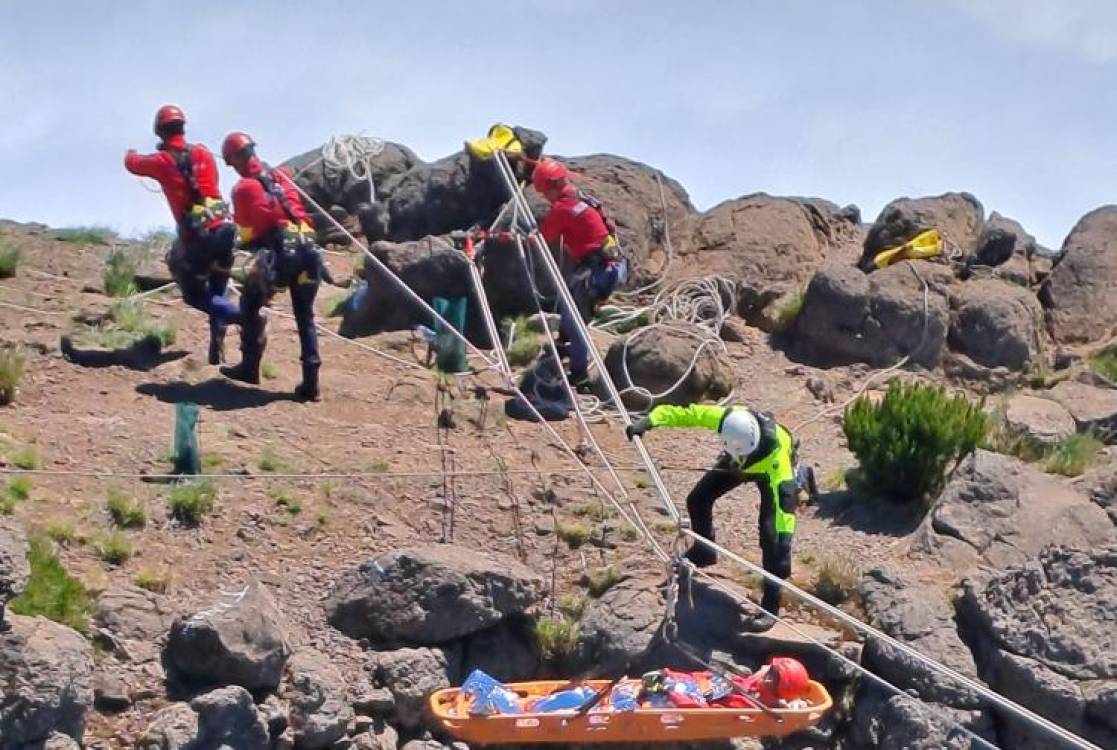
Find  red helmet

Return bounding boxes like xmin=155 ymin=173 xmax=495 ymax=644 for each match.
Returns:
xmin=154 ymin=104 xmax=186 ymax=135
xmin=531 ymin=158 xmax=570 ymax=195
xmin=769 ymin=657 xmax=809 ymax=700
xmin=221 ymin=131 xmax=256 ymax=165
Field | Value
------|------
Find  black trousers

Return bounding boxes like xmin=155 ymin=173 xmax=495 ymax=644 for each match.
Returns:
xmin=239 ymin=242 xmax=321 ymax=369
xmin=685 ymin=453 xmax=795 ymax=615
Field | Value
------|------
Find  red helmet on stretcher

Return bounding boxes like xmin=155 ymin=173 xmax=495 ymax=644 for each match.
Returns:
xmin=769 ymin=657 xmax=809 ymax=700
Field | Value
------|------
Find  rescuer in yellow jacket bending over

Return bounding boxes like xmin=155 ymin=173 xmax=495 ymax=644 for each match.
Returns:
xmin=627 ymin=403 xmax=801 ymax=624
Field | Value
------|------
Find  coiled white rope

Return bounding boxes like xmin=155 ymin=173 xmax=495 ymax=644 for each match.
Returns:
xmin=292 ymin=133 xmax=387 ymax=203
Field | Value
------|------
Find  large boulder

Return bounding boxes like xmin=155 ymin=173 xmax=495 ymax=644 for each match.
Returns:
xmin=601 ymin=324 xmax=733 ymax=410
xmin=791 ymin=261 xmax=951 ymax=369
xmin=847 ymin=688 xmax=991 ymax=750
xmin=562 ymin=154 xmax=694 ymax=286
xmin=677 ymin=194 xmax=860 ymax=325
xmin=959 ymin=546 xmax=1117 ymax=750
xmin=164 ymin=579 xmax=292 ymax=692
xmin=282 ymin=649 xmax=354 ymax=750
xmin=1045 ymin=380 xmax=1117 ymax=442
xmin=379 ymin=127 xmax=546 ymax=242
xmin=1075 ymin=464 xmax=1117 ymax=526
xmin=371 ymin=646 xmax=455 ymax=730
xmin=947 ymin=279 xmax=1047 ymax=372
xmin=911 ymin=450 xmax=1115 ymax=572
xmin=974 ymin=212 xmax=1039 ymax=267
xmin=284 ymin=140 xmax=421 ymax=241
xmin=458 ymin=618 xmax=539 ymax=683
xmin=0 ymin=615 xmax=95 ymax=746
xmin=1002 ymin=393 xmax=1076 ymax=448
xmin=0 ymin=519 xmax=29 ymax=623
xmin=860 ymin=192 xmax=985 ymax=271
xmin=92 ymin=584 xmax=177 ymax=664
xmin=859 ymin=568 xmax=983 ymax=708
xmin=137 ymin=686 xmax=271 ymax=750
xmin=326 ymin=545 xmax=545 ymax=645
xmin=571 ymin=578 xmax=667 ymax=676
xmin=1042 ymin=205 xmax=1117 ymax=344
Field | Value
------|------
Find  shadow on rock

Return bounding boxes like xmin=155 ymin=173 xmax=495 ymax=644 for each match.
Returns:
xmin=136 ymin=379 xmax=296 ymax=411
xmin=812 ymin=490 xmax=925 ymax=537
xmin=61 ymin=335 xmax=187 ymax=371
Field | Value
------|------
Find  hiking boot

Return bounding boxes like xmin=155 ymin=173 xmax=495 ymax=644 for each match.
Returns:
xmin=684 ymin=542 xmax=718 ymax=568
xmin=739 ymin=612 xmax=776 ymax=634
xmin=208 ymin=326 xmax=226 ymax=366
xmin=220 ymin=360 xmax=260 ymax=385
xmin=294 ymin=364 xmax=320 ymax=402
xmin=569 ymin=371 xmax=593 ymax=395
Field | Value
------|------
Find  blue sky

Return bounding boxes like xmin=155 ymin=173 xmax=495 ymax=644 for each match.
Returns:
xmin=1 ymin=1 xmax=1113 ymax=248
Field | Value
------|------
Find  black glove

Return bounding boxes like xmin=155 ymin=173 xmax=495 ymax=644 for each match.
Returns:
xmin=625 ymin=417 xmax=653 ymax=441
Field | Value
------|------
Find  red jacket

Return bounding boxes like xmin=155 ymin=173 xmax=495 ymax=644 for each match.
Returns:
xmin=124 ymin=135 xmax=222 ymax=225
xmin=231 ymin=158 xmax=313 ymax=245
xmin=538 ymin=185 xmax=611 ymax=263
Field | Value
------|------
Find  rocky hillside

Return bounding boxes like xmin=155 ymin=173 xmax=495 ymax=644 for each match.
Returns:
xmin=0 ymin=130 xmax=1115 ymax=750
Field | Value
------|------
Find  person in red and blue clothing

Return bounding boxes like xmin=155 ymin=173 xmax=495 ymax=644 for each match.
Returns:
xmin=124 ymin=105 xmax=240 ymax=364
xmin=219 ymin=131 xmax=326 ymax=401
xmin=532 ymin=159 xmax=627 ymax=391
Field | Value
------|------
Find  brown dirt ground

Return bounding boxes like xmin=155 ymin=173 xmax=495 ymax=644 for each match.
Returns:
xmin=0 ymin=221 xmax=942 ymax=746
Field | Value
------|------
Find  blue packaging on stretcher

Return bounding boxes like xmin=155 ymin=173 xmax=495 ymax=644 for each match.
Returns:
xmin=461 ymin=669 xmax=522 ymax=716
xmin=529 ymin=685 xmax=598 ymax=713
xmin=609 ymin=682 xmax=640 ymax=712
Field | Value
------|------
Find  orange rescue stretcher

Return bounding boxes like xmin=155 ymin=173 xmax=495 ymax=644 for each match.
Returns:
xmin=428 ymin=679 xmax=833 ymax=744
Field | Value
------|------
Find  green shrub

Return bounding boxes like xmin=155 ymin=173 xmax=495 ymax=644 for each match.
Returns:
xmin=134 ymin=567 xmax=171 ymax=593
xmin=94 ymin=531 xmax=132 ymax=565
xmin=44 ymin=519 xmax=78 ymax=545
xmin=325 ymin=293 xmax=350 ymax=318
xmin=0 ymin=348 xmax=26 ymax=406
xmin=1091 ymin=348 xmax=1117 ymax=383
xmin=505 ymin=316 xmax=544 ymax=367
xmin=168 ymin=480 xmax=216 ymax=524
xmin=271 ymin=488 xmax=302 ymax=515
xmin=260 ymin=362 xmax=278 ymax=381
xmin=557 ymin=593 xmax=588 ymax=620
xmin=11 ymin=444 xmax=38 ymax=470
xmin=812 ymin=555 xmax=860 ymax=605
xmin=103 ymin=247 xmax=138 ymax=297
xmin=106 ymin=489 xmax=146 ymax=528
xmin=257 ymin=446 xmax=286 ymax=473
xmin=843 ymin=381 xmax=987 ymax=504
xmin=572 ymin=500 xmax=616 ymax=522
xmin=620 ymin=525 xmax=640 ymax=542
xmin=9 ymin=536 xmax=91 ymax=632
xmin=555 ymin=520 xmax=591 ymax=549
xmin=202 ymin=452 xmax=224 ymax=470
xmin=0 ymin=237 xmax=21 ymax=278
xmin=587 ymin=566 xmax=621 ymax=597
xmin=369 ymin=458 xmax=390 ymax=474
xmin=775 ymin=291 xmax=805 ymax=332
xmin=1046 ymin=433 xmax=1103 ymax=477
xmin=534 ymin=615 xmax=579 ymax=661
xmin=7 ymin=477 xmax=31 ymax=501
xmin=0 ymin=495 xmax=16 ymax=515
xmin=54 ymin=226 xmax=117 ymax=245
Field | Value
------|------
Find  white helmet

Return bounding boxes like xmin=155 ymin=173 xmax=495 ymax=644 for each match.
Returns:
xmin=720 ymin=410 xmax=760 ymax=458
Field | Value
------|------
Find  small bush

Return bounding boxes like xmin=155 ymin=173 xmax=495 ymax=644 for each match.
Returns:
xmin=260 ymin=362 xmax=278 ymax=381
xmin=9 ymin=536 xmax=91 ymax=632
xmin=0 ymin=495 xmax=16 ymax=515
xmin=775 ymin=291 xmax=805 ymax=332
xmin=820 ymin=467 xmax=848 ymax=492
xmin=573 ymin=500 xmax=617 ymax=522
xmin=94 ymin=531 xmax=132 ymax=565
xmin=55 ymin=226 xmax=117 ymax=245
xmin=102 ymin=247 xmax=138 ymax=296
xmin=557 ymin=593 xmax=588 ymax=620
xmin=555 ymin=520 xmax=591 ymax=549
xmin=1091 ymin=348 xmax=1117 ymax=383
xmin=0 ymin=348 xmax=26 ymax=406
xmin=620 ymin=525 xmax=640 ymax=542
xmin=587 ymin=566 xmax=622 ymax=597
xmin=0 ymin=237 xmax=21 ymax=278
xmin=843 ymin=382 xmax=987 ymax=504
xmin=506 ymin=317 xmax=544 ymax=367
xmin=325 ymin=293 xmax=350 ymax=318
xmin=271 ymin=488 xmax=302 ymax=515
xmin=168 ymin=480 xmax=216 ymax=524
xmin=369 ymin=458 xmax=390 ymax=474
xmin=106 ymin=489 xmax=146 ymax=528
xmin=812 ymin=555 xmax=860 ymax=605
xmin=11 ymin=444 xmax=38 ymax=470
xmin=1046 ymin=433 xmax=1103 ymax=477
xmin=7 ymin=477 xmax=31 ymax=501
xmin=201 ymin=452 xmax=224 ymax=471
xmin=258 ymin=446 xmax=286 ymax=473
xmin=44 ymin=519 xmax=78 ymax=545
xmin=534 ymin=616 xmax=579 ymax=661
xmin=134 ymin=567 xmax=171 ymax=594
